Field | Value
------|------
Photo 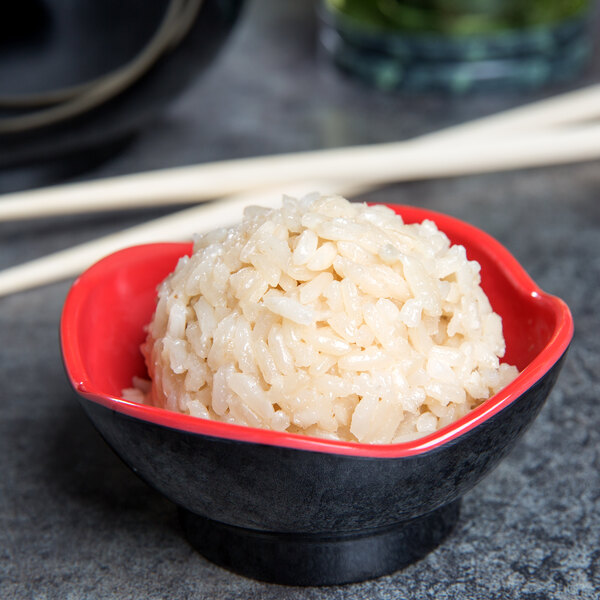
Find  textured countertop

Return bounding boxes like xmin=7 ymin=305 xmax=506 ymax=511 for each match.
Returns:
xmin=1 ymin=1 xmax=599 ymax=598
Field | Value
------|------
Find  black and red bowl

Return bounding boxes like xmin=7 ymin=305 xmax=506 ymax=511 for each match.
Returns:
xmin=60 ymin=205 xmax=573 ymax=585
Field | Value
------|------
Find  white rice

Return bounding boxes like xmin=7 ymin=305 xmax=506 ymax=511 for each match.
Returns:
xmin=131 ymin=194 xmax=518 ymax=444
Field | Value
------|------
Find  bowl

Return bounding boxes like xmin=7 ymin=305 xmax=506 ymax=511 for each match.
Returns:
xmin=0 ymin=0 xmax=244 ymax=170
xmin=60 ymin=204 xmax=573 ymax=586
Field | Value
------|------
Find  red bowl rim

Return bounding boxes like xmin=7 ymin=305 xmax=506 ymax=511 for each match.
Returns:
xmin=61 ymin=205 xmax=573 ymax=458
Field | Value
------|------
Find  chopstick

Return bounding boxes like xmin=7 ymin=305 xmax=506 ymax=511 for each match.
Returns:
xmin=2 ymin=84 xmax=600 ymax=297
xmin=1 ymin=83 xmax=600 ymax=221
xmin=0 ymin=182 xmax=361 ymax=298
xmin=2 ymin=122 xmax=600 ymax=296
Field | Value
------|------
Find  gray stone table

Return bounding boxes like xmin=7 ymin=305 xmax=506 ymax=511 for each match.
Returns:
xmin=1 ymin=1 xmax=599 ymax=598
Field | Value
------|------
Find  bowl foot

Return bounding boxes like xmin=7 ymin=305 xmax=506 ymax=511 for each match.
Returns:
xmin=179 ymin=499 xmax=460 ymax=586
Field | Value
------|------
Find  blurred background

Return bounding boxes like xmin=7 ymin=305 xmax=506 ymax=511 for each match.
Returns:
xmin=1 ymin=0 xmax=598 ymax=195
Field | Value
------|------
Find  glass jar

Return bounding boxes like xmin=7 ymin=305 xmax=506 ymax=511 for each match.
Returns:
xmin=318 ymin=0 xmax=595 ymax=92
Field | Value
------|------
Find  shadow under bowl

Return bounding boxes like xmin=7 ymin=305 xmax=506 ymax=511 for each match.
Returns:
xmin=61 ymin=204 xmax=572 ymax=585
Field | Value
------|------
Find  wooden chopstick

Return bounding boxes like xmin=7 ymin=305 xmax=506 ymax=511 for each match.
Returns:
xmin=1 ymin=120 xmax=600 ymax=297
xmin=2 ymin=83 xmax=600 ymax=297
xmin=2 ymin=122 xmax=600 ymax=296
xmin=1 ymin=83 xmax=600 ymax=222
xmin=6 ymin=123 xmax=598 ymax=220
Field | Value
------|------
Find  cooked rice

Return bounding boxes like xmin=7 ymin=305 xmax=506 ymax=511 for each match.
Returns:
xmin=132 ymin=194 xmax=518 ymax=444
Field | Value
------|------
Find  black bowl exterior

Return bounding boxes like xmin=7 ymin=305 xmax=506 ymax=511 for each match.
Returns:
xmin=179 ymin=500 xmax=461 ymax=585
xmin=79 ymin=355 xmax=565 ymax=532
xmin=77 ymin=353 xmax=566 ymax=583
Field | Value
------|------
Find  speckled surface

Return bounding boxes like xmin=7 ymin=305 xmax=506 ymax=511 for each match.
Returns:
xmin=1 ymin=1 xmax=599 ymax=598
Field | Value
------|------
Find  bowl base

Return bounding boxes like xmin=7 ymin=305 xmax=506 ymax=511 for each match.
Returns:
xmin=179 ymin=499 xmax=460 ymax=586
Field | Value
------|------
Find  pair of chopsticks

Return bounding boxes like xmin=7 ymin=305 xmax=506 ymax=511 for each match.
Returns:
xmin=1 ymin=83 xmax=600 ymax=297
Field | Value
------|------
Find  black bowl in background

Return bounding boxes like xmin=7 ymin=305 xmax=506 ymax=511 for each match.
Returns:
xmin=0 ymin=0 xmax=244 ymax=172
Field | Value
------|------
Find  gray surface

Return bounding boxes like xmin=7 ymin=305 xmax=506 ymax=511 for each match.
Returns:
xmin=1 ymin=1 xmax=599 ymax=598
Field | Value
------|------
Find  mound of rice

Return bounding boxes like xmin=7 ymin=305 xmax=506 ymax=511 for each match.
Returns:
xmin=135 ymin=194 xmax=518 ymax=444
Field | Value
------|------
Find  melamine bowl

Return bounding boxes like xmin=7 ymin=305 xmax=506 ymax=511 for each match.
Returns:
xmin=61 ymin=205 xmax=573 ymax=585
